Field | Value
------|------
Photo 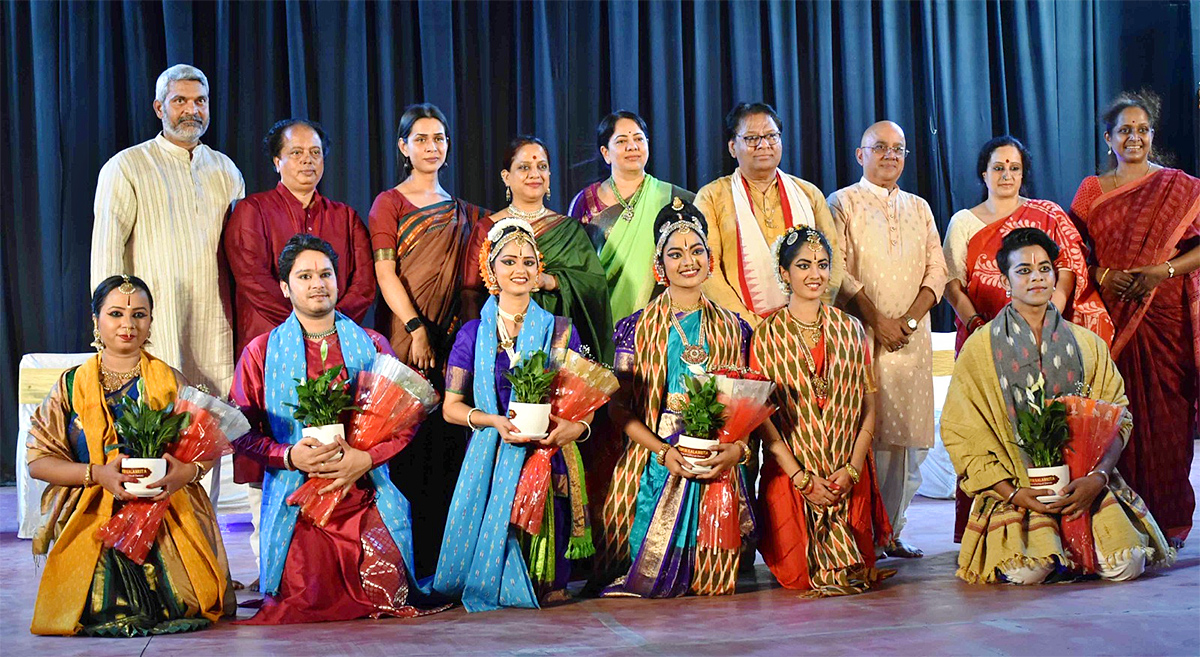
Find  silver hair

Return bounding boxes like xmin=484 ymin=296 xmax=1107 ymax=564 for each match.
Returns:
xmin=155 ymin=64 xmax=209 ymax=103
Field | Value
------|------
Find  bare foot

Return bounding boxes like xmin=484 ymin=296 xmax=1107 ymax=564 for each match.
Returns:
xmin=885 ymin=539 xmax=924 ymax=558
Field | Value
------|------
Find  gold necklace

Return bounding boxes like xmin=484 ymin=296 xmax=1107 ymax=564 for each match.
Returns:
xmin=669 ymin=306 xmax=708 ymax=366
xmin=669 ymin=294 xmax=703 ymax=313
xmin=303 ymin=326 xmax=337 ymax=340
xmin=506 ymin=204 xmax=547 ymax=221
xmin=100 ymin=360 xmax=142 ymax=393
xmin=498 ymin=305 xmax=529 ymax=325
xmin=790 ymin=310 xmax=828 ymax=399
xmin=792 ymin=308 xmax=823 ymax=347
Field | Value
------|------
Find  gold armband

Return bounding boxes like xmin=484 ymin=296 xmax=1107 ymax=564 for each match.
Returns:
xmin=373 ymin=248 xmax=397 ymax=262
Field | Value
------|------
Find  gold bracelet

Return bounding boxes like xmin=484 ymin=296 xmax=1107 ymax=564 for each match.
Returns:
xmin=656 ymin=442 xmax=672 ymax=465
xmin=83 ymin=463 xmax=94 ymax=488
xmin=1098 ymin=267 xmax=1110 ymax=286
xmin=1166 ymin=260 xmax=1176 ymax=278
xmin=736 ymin=440 xmax=751 ymax=466
xmin=792 ymin=469 xmax=812 ymax=493
xmin=845 ymin=462 xmax=861 ymax=485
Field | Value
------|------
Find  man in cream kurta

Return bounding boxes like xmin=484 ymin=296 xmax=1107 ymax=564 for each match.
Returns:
xmin=696 ymin=102 xmax=842 ymax=328
xmin=829 ymin=121 xmax=948 ymax=558
xmin=91 ymin=64 xmax=244 ymax=396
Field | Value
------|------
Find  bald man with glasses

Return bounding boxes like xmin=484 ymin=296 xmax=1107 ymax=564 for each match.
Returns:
xmin=828 ymin=120 xmax=949 ymax=560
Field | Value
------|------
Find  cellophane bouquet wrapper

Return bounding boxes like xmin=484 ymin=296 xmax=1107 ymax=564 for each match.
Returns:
xmin=1059 ymin=395 xmax=1125 ymax=574
xmin=511 ymin=350 xmax=619 ymax=534
xmin=288 ymin=354 xmax=439 ymax=526
xmin=697 ymin=369 xmax=775 ymax=551
xmin=96 ymin=386 xmax=247 ymax=564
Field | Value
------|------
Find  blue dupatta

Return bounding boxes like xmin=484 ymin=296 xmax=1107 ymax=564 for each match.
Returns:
xmin=432 ymin=296 xmax=556 ymax=612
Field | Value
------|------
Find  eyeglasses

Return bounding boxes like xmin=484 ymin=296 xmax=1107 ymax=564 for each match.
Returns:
xmin=737 ymin=132 xmax=782 ymax=148
xmin=866 ymin=143 xmax=909 ymax=158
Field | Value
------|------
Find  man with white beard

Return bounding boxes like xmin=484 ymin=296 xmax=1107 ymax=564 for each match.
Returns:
xmin=91 ymin=63 xmax=245 ymax=505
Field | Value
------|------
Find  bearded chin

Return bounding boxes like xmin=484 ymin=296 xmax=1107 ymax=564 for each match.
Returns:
xmin=163 ymin=118 xmax=206 ymax=142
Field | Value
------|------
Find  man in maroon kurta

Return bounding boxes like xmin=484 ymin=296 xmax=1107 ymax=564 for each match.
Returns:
xmin=223 ymin=118 xmax=375 ymax=358
xmin=230 ymin=235 xmax=439 ymax=623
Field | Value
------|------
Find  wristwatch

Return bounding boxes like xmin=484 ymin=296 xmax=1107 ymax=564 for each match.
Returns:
xmin=403 ymin=316 xmax=424 ymax=334
xmin=904 ymin=315 xmax=918 ymax=331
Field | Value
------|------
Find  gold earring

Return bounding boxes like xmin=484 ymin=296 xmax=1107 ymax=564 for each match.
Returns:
xmin=91 ymin=326 xmax=104 ymax=352
xmin=505 ymin=186 xmax=512 ymax=202
xmin=545 ymin=185 xmax=551 ymax=200
xmin=144 ymin=329 xmax=152 ymax=346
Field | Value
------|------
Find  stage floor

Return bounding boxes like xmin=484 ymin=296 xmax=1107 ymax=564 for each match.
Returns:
xmin=2 ymin=455 xmax=1197 ymax=657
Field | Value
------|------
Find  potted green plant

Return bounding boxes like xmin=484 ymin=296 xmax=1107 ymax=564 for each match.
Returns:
xmin=108 ymin=381 xmax=192 ymax=497
xmin=1015 ymin=376 xmax=1072 ymax=503
xmin=504 ymin=350 xmax=556 ymax=437
xmin=285 ymin=361 xmax=360 ymax=462
xmin=675 ymin=376 xmax=726 ymax=474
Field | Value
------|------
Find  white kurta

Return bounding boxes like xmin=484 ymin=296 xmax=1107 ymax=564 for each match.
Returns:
xmin=91 ymin=133 xmax=245 ymax=395
xmin=829 ymin=177 xmax=948 ymax=449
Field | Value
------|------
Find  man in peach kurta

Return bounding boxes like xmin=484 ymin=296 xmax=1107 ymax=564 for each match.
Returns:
xmin=696 ymin=102 xmax=843 ymax=327
xmin=829 ymin=121 xmax=948 ymax=558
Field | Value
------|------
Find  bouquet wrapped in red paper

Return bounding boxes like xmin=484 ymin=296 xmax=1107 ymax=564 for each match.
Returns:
xmin=510 ymin=350 xmax=618 ymax=557
xmin=287 ymin=354 xmax=439 ymax=526
xmin=697 ymin=368 xmax=776 ymax=552
xmin=1058 ymin=395 xmax=1127 ymax=574
xmin=96 ymin=386 xmax=247 ymax=564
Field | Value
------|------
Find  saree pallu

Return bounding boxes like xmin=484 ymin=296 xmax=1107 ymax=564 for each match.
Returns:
xmin=1072 ymin=169 xmax=1200 ymax=542
xmin=956 ymin=200 xmax=1114 ymax=353
xmin=597 ymin=293 xmax=753 ymax=596
xmin=940 ymin=320 xmax=1174 ymax=583
xmin=752 ymin=307 xmax=892 ymax=596
xmin=525 ymin=212 xmax=615 ymax=365
xmin=26 ymin=354 xmax=233 ymax=636
xmin=369 ymin=190 xmax=491 ymax=576
xmin=370 ymin=193 xmax=490 ymax=362
xmin=568 ymin=177 xmax=693 ymax=323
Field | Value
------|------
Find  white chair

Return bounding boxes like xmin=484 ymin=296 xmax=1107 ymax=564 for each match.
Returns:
xmin=16 ymin=353 xmax=94 ymax=538
xmin=917 ymin=332 xmax=959 ymax=499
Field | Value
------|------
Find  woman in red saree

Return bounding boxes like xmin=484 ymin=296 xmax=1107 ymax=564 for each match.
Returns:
xmin=369 ymin=103 xmax=490 ymax=577
xmin=753 ymin=227 xmax=892 ymax=596
xmin=943 ymin=136 xmax=1115 ymax=542
xmin=1069 ymin=92 xmax=1200 ymax=548
xmin=944 ymin=136 xmax=1113 ymax=355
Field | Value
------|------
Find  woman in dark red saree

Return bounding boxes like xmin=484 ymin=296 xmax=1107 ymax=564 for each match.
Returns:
xmin=1070 ymin=92 xmax=1200 ymax=548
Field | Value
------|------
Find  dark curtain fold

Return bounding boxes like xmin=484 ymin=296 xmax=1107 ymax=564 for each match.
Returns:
xmin=1 ymin=0 xmax=1195 ymax=482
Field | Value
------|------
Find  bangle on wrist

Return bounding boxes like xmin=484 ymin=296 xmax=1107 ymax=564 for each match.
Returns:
xmin=1165 ymin=260 xmax=1176 ymax=278
xmin=656 ymin=442 xmax=672 ymax=465
xmin=466 ymin=408 xmax=482 ymax=431
xmin=1087 ymin=468 xmax=1110 ymax=487
xmin=284 ymin=445 xmax=296 ymax=471
xmin=736 ymin=440 xmax=751 ymax=466
xmin=845 ymin=462 xmax=861 ymax=485
xmin=1098 ymin=267 xmax=1110 ymax=286
xmin=83 ymin=463 xmax=94 ymax=488
xmin=190 ymin=463 xmax=205 ymax=484
xmin=577 ymin=420 xmax=592 ymax=443
xmin=1006 ymin=486 xmax=1020 ymax=505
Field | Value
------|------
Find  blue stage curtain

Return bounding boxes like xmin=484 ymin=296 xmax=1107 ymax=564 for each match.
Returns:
xmin=1 ymin=0 xmax=1196 ymax=481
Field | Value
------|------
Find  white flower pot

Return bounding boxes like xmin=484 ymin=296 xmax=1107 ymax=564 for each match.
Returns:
xmin=675 ymin=435 xmax=719 ymax=474
xmin=121 ymin=457 xmax=168 ymax=497
xmin=508 ymin=402 xmax=552 ymax=437
xmin=302 ymin=423 xmax=345 ymax=462
xmin=1027 ymin=464 xmax=1071 ymax=503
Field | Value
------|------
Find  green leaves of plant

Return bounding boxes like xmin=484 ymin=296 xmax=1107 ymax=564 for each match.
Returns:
xmin=1014 ymin=384 xmax=1070 ymax=468
xmin=109 ymin=395 xmax=191 ymax=459
xmin=284 ymin=364 xmax=361 ymax=427
xmin=504 ymin=350 xmax=556 ymax=404
xmin=681 ymin=376 xmax=726 ymax=439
